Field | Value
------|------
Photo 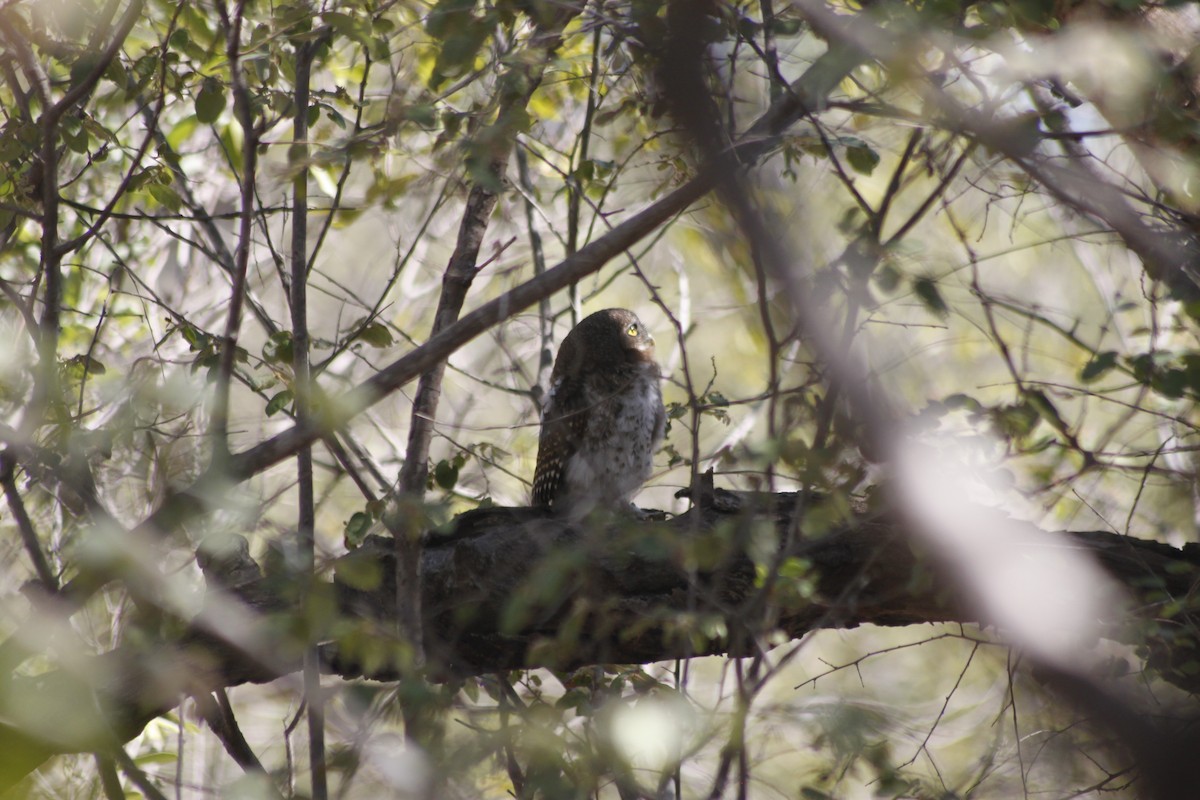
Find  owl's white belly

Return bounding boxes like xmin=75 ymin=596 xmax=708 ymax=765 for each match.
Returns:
xmin=562 ymin=370 xmax=664 ymax=515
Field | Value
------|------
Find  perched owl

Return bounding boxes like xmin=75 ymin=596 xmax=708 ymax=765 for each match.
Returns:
xmin=533 ymin=308 xmax=666 ymax=517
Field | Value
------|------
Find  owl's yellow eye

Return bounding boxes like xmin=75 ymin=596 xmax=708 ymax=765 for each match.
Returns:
xmin=627 ymin=324 xmax=638 ymax=336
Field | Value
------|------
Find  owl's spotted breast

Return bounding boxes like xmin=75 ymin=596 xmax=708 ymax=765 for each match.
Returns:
xmin=532 ymin=309 xmax=666 ymax=517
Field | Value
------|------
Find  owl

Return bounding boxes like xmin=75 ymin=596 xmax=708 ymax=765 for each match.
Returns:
xmin=532 ymin=308 xmax=666 ymax=517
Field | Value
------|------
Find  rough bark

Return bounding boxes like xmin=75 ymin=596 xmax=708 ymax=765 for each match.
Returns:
xmin=334 ymin=491 xmax=1200 ymax=682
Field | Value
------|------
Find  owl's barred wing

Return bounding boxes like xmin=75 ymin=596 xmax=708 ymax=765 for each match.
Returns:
xmin=531 ymin=418 xmax=571 ymax=506
xmin=531 ymin=380 xmax=589 ymax=507
xmin=653 ymin=389 xmax=667 ymax=444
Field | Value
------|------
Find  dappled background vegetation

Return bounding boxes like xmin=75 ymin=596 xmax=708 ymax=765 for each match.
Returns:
xmin=3 ymin=0 xmax=1200 ymax=796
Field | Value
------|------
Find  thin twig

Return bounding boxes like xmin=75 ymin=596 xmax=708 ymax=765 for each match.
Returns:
xmin=111 ymin=746 xmax=171 ymax=800
xmin=95 ymin=754 xmax=124 ymax=800
xmin=209 ymin=0 xmax=259 ymax=461
xmin=0 ymin=452 xmax=57 ymax=590
xmin=515 ymin=147 xmax=553 ymax=412
xmin=287 ymin=33 xmax=328 ymax=800
xmin=192 ymin=690 xmax=272 ymax=780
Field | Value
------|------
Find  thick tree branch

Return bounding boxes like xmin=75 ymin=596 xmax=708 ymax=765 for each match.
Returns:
xmin=2 ymin=488 xmax=1198 ymax=791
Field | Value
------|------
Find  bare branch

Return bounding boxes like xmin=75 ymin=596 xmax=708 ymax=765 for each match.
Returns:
xmin=209 ymin=0 xmax=259 ymax=460
xmin=0 ymin=452 xmax=57 ymax=591
xmin=288 ymin=33 xmax=327 ymax=800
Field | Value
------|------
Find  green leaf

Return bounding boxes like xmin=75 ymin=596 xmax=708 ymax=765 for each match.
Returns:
xmin=572 ymin=159 xmax=595 ymax=183
xmin=769 ymin=17 xmax=804 ymax=36
xmin=943 ymin=393 xmax=982 ymax=412
xmin=913 ymin=277 xmax=948 ymax=318
xmin=147 ymin=183 xmax=182 ymax=212
xmin=836 ymin=205 xmax=864 ymax=234
xmin=1181 ymin=353 xmax=1200 ymax=396
xmin=429 ymin=17 xmax=491 ymax=88
xmin=133 ymin=751 xmax=179 ymax=765
xmin=63 ymin=354 xmax=106 ymax=376
xmin=1080 ymin=351 xmax=1118 ymax=382
xmin=593 ymin=98 xmax=633 ymax=127
xmin=426 ymin=0 xmax=477 ymax=38
xmin=262 ymin=331 xmax=294 ymax=364
xmin=356 ymin=322 xmax=393 ymax=348
xmin=777 ymin=556 xmax=811 ymax=580
xmin=265 ymin=389 xmax=293 ymax=416
xmin=1129 ymin=352 xmax=1154 ymax=384
xmin=325 ymin=106 xmax=347 ymax=129
xmin=103 ymin=57 xmax=129 ymax=91
xmin=0 ymin=132 xmax=23 ymax=162
xmin=82 ymin=117 xmax=117 ymax=146
xmin=991 ymin=401 xmax=1040 ymax=439
xmin=1025 ymin=389 xmax=1069 ymax=435
xmin=401 ymin=103 xmax=438 ymax=127
xmin=1154 ymin=368 xmax=1187 ymax=399
xmin=179 ymin=324 xmax=207 ymax=350
xmin=195 ymin=78 xmax=226 ymax=124
xmin=845 ymin=142 xmax=880 ymax=175
xmin=324 ymin=11 xmax=371 ymax=46
xmin=343 ymin=511 xmax=374 ymax=548
xmin=61 ymin=119 xmax=89 ymax=154
xmin=873 ymin=262 xmax=901 ymax=292
xmin=433 ymin=459 xmax=459 ymax=490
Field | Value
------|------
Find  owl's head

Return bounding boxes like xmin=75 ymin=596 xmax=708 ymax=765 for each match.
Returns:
xmin=565 ymin=308 xmax=657 ymax=367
